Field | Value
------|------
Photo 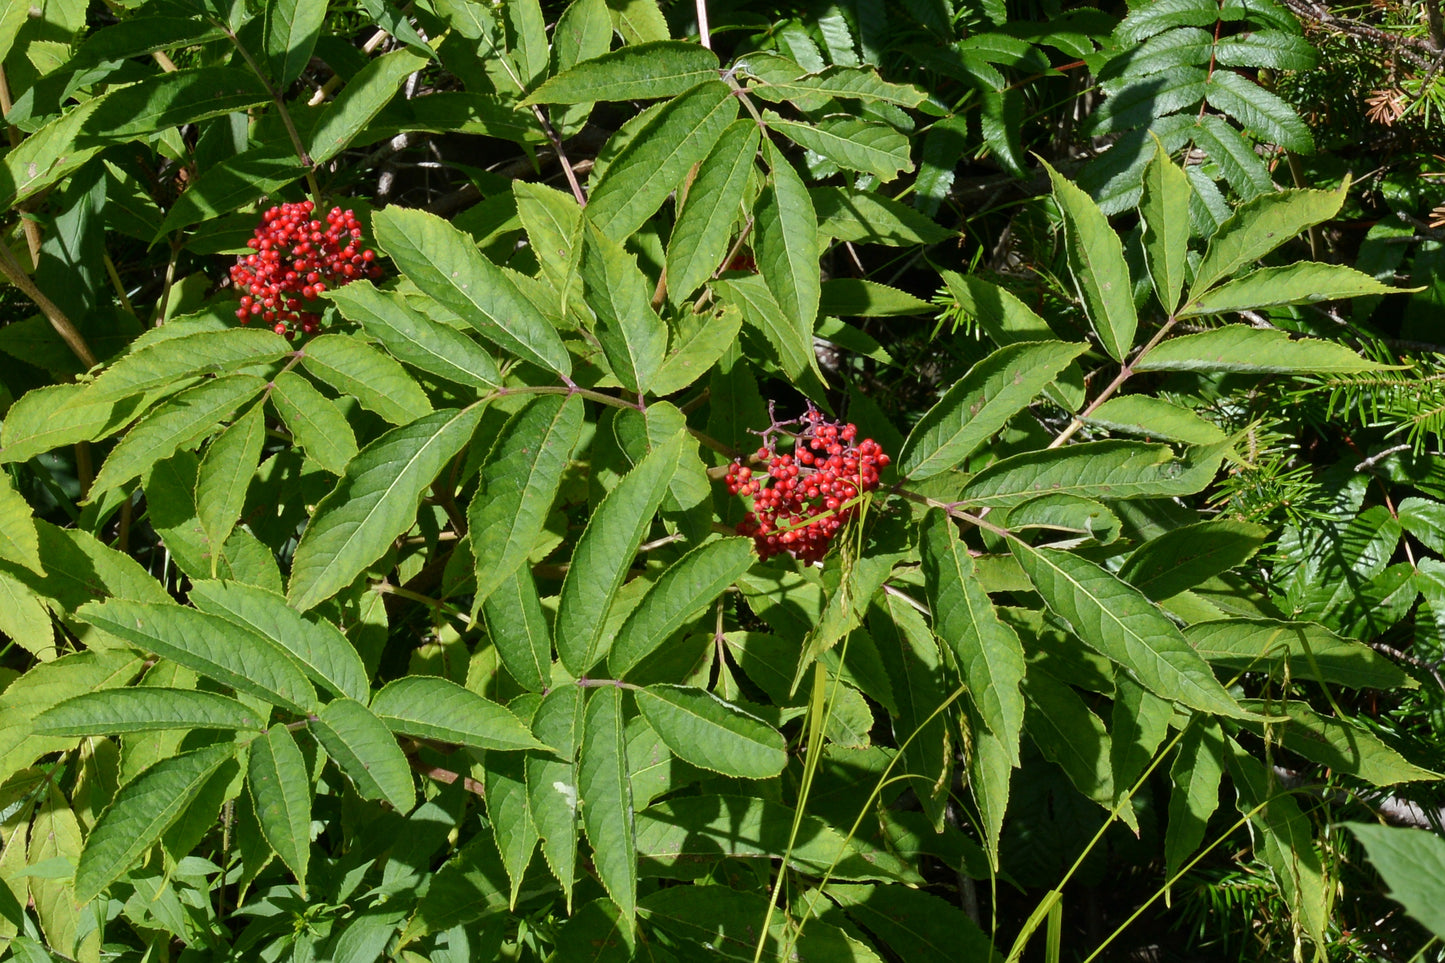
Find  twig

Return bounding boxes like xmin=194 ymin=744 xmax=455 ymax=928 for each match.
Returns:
xmin=0 ymin=233 xmax=98 ymax=368
xmin=1354 ymin=443 xmax=1413 ymax=473
xmin=408 ymin=757 xmax=486 ymax=797
xmin=696 ymin=0 xmax=712 ymax=48
xmin=310 ymin=27 xmax=391 ymax=105
xmin=149 ymin=236 xmax=181 ymax=327
xmin=0 ymin=67 xmax=42 ymax=265
xmin=883 ymin=582 xmax=931 ymax=618
xmin=1050 ymin=317 xmax=1180 ymax=448
xmin=711 ymin=217 xmax=756 ymax=281
xmin=103 ymin=253 xmax=136 ymax=317
xmin=532 ymin=106 xmax=587 ymax=207
xmin=1368 ymin=641 xmax=1445 ymax=692
xmin=1281 ymin=0 xmax=1441 ymax=67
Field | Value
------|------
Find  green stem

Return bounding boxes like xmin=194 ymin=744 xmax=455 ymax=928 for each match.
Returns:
xmin=1050 ymin=316 xmax=1179 ymax=448
xmin=220 ymin=22 xmax=322 ymax=206
xmin=0 ymin=226 xmax=98 ymax=368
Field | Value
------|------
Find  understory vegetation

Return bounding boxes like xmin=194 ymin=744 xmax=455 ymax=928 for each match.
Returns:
xmin=4 ymin=0 xmax=1445 ymax=960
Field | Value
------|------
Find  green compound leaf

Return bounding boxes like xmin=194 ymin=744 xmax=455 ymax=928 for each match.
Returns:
xmin=311 ymin=697 xmax=415 ymax=812
xmin=899 ymin=341 xmax=1086 ymax=480
xmin=632 ymin=684 xmax=786 ymax=779
xmin=1137 ymin=325 xmax=1392 ymax=374
xmin=470 ymin=394 xmax=585 ymax=607
xmin=1185 ymin=618 xmax=1414 ymax=690
xmin=587 ymin=80 xmax=738 ymax=242
xmin=870 ymin=595 xmax=951 ymax=828
xmin=1190 ymin=181 xmax=1348 ymax=295
xmin=288 ymin=405 xmax=485 ymax=612
xmin=74 ymin=744 xmax=237 ymax=902
xmin=582 ymin=223 xmax=668 ymax=395
xmin=1024 ymin=668 xmax=1129 ymax=827
xmin=309 ymin=47 xmax=432 ymax=165
xmin=1139 ymin=139 xmax=1192 ymax=313
xmin=640 ymin=885 xmax=884 ymax=961
xmin=1084 ymin=395 xmax=1226 ymax=445
xmin=31 ymin=688 xmax=264 ymax=735
xmin=818 ymin=278 xmax=933 ymax=318
xmin=485 ymin=715 xmax=540 ymax=907
xmin=765 ymin=113 xmax=913 ymax=182
xmin=1043 ymin=159 xmax=1137 ymax=362
xmin=609 ymin=537 xmax=756 ymax=678
xmin=938 ymin=270 xmax=1055 ymax=343
xmin=555 ymin=431 xmax=684 ymax=675
xmin=715 ymin=274 xmax=828 ymax=402
xmin=651 ymin=302 xmax=743 ymax=395
xmin=247 ymin=725 xmax=312 ymax=895
xmin=481 ymin=566 xmax=553 ymax=693
xmin=578 ymin=687 xmax=636 ymax=923
xmin=961 ymin=440 xmax=1226 ymax=507
xmin=525 ymin=40 xmax=719 ymax=104
xmin=157 ymin=143 xmax=305 ymax=237
xmin=828 ymin=885 xmax=996 ymax=963
xmin=76 ymin=598 xmax=317 ymax=714
xmin=0 ymin=475 xmax=40 ymax=575
xmin=0 ymin=571 xmax=52 ymax=659
xmin=1118 ymin=518 xmax=1269 ymax=600
xmin=301 ymin=333 xmax=433 ymax=425
xmin=370 ymin=675 xmax=546 ymax=751
xmin=755 ymin=138 xmax=822 ymax=330
xmin=375 ymin=206 xmax=572 ymax=377
xmin=548 ymin=0 xmax=613 ymax=135
xmin=1215 ymin=30 xmax=1318 ymax=70
xmin=526 ymin=684 xmax=585 ymax=906
xmin=981 ymin=88 xmax=1026 ymax=177
xmin=189 ymin=580 xmax=369 ymax=703
xmin=665 ymin=120 xmax=759 ymax=305
xmin=1345 ymin=824 xmax=1445 ymax=939
xmin=1399 ymin=497 xmax=1445 ymax=553
xmin=1237 ymin=700 xmax=1441 ymax=785
xmin=265 ymin=0 xmax=328 ymax=87
xmin=0 ymin=383 xmax=146 ymax=465
xmin=1184 ymin=114 xmax=1274 ymax=203
xmin=1225 ymin=737 xmax=1329 ymax=947
xmin=268 ymin=370 xmax=358 ymax=474
xmin=3 ymin=98 xmax=106 ymax=211
xmin=0 ymin=649 xmax=142 ymax=791
xmin=922 ymin=510 xmax=1026 ymax=765
xmin=86 ymin=328 xmax=291 ymax=403
xmin=1011 ymin=542 xmax=1247 ymax=718
xmin=324 ymin=282 xmax=502 ymax=390
xmin=937 ymin=270 xmax=1085 ymax=410
xmin=636 ymin=794 xmax=919 ymax=882
xmin=1165 ymin=719 xmax=1226 ymax=879
xmin=513 ymin=180 xmax=584 ymax=310
xmin=89 ymin=374 xmax=268 ymax=498
xmin=83 ymin=66 xmax=270 ymax=137
xmin=814 ymin=186 xmax=953 ymax=246
xmin=397 ymin=833 xmax=511 ymax=948
xmin=1204 ymin=69 xmax=1313 ymax=154
xmin=1181 ymin=265 xmax=1402 ymax=317
xmin=196 ymin=403 xmax=266 ymax=553
xmin=747 ymin=65 xmax=927 ymax=108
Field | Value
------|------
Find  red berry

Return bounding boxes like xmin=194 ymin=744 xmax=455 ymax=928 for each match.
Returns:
xmin=725 ymin=403 xmax=887 ymax=562
xmin=229 ymin=199 xmax=382 ymax=338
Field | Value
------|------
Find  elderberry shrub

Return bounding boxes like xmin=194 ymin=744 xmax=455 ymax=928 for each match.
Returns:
xmin=725 ymin=404 xmax=889 ymax=563
xmin=230 ymin=200 xmax=382 ymax=338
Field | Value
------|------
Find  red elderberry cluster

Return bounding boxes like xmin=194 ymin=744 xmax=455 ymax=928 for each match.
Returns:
xmin=230 ymin=200 xmax=382 ymax=338
xmin=725 ymin=404 xmax=889 ymax=563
